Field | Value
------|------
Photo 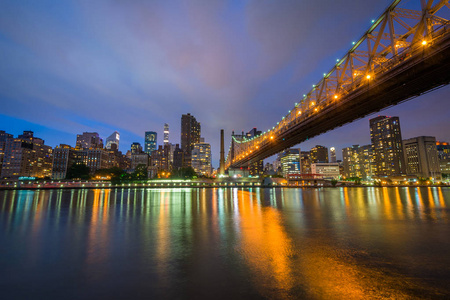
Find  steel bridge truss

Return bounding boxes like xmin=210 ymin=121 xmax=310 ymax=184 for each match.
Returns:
xmin=226 ymin=0 xmax=450 ymax=170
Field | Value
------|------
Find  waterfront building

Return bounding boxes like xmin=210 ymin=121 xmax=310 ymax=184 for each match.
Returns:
xmin=437 ymin=141 xmax=450 ymax=176
xmin=311 ymin=163 xmax=340 ymax=179
xmin=370 ymin=116 xmax=406 ymax=176
xmin=78 ymin=149 xmax=110 ymax=174
xmin=107 ymin=144 xmax=130 ymax=170
xmin=164 ymin=123 xmax=169 ymax=145
xmin=280 ymin=148 xmax=301 ymax=177
xmin=150 ymin=144 xmax=171 ymax=173
xmin=192 ymin=139 xmax=211 ymax=176
xmin=0 ymin=130 xmax=13 ymax=174
xmin=403 ymin=136 xmax=441 ymax=179
xmin=310 ymin=145 xmax=329 ymax=163
xmin=76 ymin=132 xmax=103 ymax=150
xmin=131 ymin=142 xmax=143 ymax=154
xmin=51 ymin=144 xmax=79 ymax=180
xmin=330 ymin=147 xmax=337 ymax=163
xmin=105 ymin=131 xmax=120 ymax=150
xmin=300 ymin=151 xmax=311 ymax=174
xmin=342 ymin=144 xmax=375 ymax=179
xmin=272 ymin=154 xmax=282 ymax=174
xmin=181 ymin=113 xmax=201 ymax=167
xmin=1 ymin=131 xmax=53 ymax=179
xmin=144 ymin=131 xmax=157 ymax=156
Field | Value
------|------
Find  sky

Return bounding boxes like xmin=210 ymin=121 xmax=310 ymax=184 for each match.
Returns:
xmin=1 ymin=0 xmax=449 ymax=168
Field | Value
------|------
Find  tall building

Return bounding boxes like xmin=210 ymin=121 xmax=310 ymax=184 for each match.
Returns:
xmin=164 ymin=123 xmax=169 ymax=145
xmin=342 ymin=144 xmax=375 ymax=179
xmin=76 ymin=132 xmax=103 ymax=150
xmin=310 ymin=145 xmax=329 ymax=163
xmin=437 ymin=141 xmax=450 ymax=176
xmin=105 ymin=131 xmax=120 ymax=150
xmin=181 ymin=113 xmax=201 ymax=166
xmin=51 ymin=144 xmax=79 ymax=180
xmin=330 ymin=147 xmax=337 ymax=163
xmin=192 ymin=139 xmax=211 ymax=176
xmin=144 ymin=131 xmax=157 ymax=155
xmin=403 ymin=136 xmax=441 ymax=179
xmin=78 ymin=149 xmax=110 ymax=174
xmin=370 ymin=116 xmax=406 ymax=176
xmin=173 ymin=144 xmax=184 ymax=170
xmin=280 ymin=148 xmax=301 ymax=177
xmin=0 ymin=130 xmax=13 ymax=174
xmin=131 ymin=142 xmax=143 ymax=154
xmin=1 ymin=131 xmax=53 ymax=179
xmin=300 ymin=151 xmax=311 ymax=174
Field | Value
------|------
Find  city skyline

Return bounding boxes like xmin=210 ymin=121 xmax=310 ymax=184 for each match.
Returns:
xmin=1 ymin=0 xmax=450 ymax=168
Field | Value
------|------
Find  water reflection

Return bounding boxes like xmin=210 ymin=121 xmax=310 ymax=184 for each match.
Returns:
xmin=0 ymin=187 xmax=449 ymax=299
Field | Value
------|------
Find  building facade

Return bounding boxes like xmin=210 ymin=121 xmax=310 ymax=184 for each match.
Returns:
xmin=437 ymin=141 xmax=450 ymax=176
xmin=164 ymin=123 xmax=169 ymax=145
xmin=403 ymin=136 xmax=441 ymax=179
xmin=311 ymin=163 xmax=340 ymax=179
xmin=370 ymin=116 xmax=406 ymax=176
xmin=1 ymin=131 xmax=53 ymax=179
xmin=0 ymin=130 xmax=13 ymax=174
xmin=280 ymin=148 xmax=301 ymax=177
xmin=342 ymin=144 xmax=375 ymax=179
xmin=76 ymin=132 xmax=103 ymax=150
xmin=144 ymin=131 xmax=157 ymax=155
xmin=181 ymin=113 xmax=201 ymax=166
xmin=300 ymin=151 xmax=311 ymax=174
xmin=330 ymin=147 xmax=337 ymax=163
xmin=191 ymin=141 xmax=211 ymax=176
xmin=105 ymin=131 xmax=120 ymax=150
xmin=51 ymin=144 xmax=79 ymax=180
xmin=310 ymin=145 xmax=329 ymax=163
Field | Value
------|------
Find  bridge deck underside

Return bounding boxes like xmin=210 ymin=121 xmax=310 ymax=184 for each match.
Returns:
xmin=231 ymin=33 xmax=450 ymax=168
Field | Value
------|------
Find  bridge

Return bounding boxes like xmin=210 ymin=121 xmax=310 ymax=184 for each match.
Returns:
xmin=223 ymin=0 xmax=450 ymax=171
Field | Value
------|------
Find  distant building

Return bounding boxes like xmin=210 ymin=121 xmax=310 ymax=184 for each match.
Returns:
xmin=172 ymin=144 xmax=184 ymax=170
xmin=131 ymin=153 xmax=149 ymax=170
xmin=311 ymin=163 xmax=340 ymax=179
xmin=370 ymin=116 xmax=406 ymax=176
xmin=342 ymin=144 xmax=375 ymax=179
xmin=330 ymin=147 xmax=337 ymax=163
xmin=192 ymin=139 xmax=211 ymax=176
xmin=76 ymin=132 xmax=103 ymax=150
xmin=0 ymin=130 xmax=13 ymax=174
xmin=1 ymin=131 xmax=53 ymax=179
xmin=181 ymin=113 xmax=201 ymax=167
xmin=164 ymin=123 xmax=169 ymax=145
xmin=144 ymin=131 xmax=157 ymax=155
xmin=300 ymin=151 xmax=311 ymax=174
xmin=78 ymin=149 xmax=110 ymax=174
xmin=403 ymin=136 xmax=441 ymax=179
xmin=280 ymin=148 xmax=301 ymax=177
xmin=249 ymin=161 xmax=264 ymax=177
xmin=437 ymin=141 xmax=450 ymax=176
xmin=310 ymin=145 xmax=328 ymax=163
xmin=273 ymin=154 xmax=282 ymax=174
xmin=150 ymin=144 xmax=171 ymax=173
xmin=51 ymin=144 xmax=79 ymax=180
xmin=105 ymin=131 xmax=120 ymax=150
xmin=131 ymin=142 xmax=143 ymax=154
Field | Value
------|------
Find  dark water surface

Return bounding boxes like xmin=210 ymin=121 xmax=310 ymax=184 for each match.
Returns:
xmin=1 ymin=187 xmax=450 ymax=299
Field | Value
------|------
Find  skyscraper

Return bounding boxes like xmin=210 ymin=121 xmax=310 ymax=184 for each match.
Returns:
xmin=164 ymin=123 xmax=169 ymax=145
xmin=131 ymin=142 xmax=143 ymax=154
xmin=76 ymin=132 xmax=103 ymax=150
xmin=280 ymin=148 xmax=301 ymax=177
xmin=106 ymin=131 xmax=120 ymax=150
xmin=370 ymin=116 xmax=406 ymax=176
xmin=330 ymin=147 xmax=337 ymax=163
xmin=181 ymin=113 xmax=201 ymax=166
xmin=342 ymin=144 xmax=375 ymax=179
xmin=310 ymin=145 xmax=329 ymax=163
xmin=144 ymin=131 xmax=157 ymax=155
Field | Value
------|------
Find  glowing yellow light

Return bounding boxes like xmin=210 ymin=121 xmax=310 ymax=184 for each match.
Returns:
xmin=270 ymin=136 xmax=274 ymax=140
xmin=298 ymin=111 xmax=302 ymax=115
xmin=366 ymin=74 xmax=371 ymax=79
xmin=314 ymin=108 xmax=318 ymax=112
xmin=311 ymin=102 xmax=315 ymax=106
xmin=422 ymin=40 xmax=427 ymax=45
xmin=334 ymin=95 xmax=338 ymax=99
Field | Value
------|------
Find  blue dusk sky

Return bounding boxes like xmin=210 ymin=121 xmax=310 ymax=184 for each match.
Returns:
xmin=1 ymin=0 xmax=449 ymax=167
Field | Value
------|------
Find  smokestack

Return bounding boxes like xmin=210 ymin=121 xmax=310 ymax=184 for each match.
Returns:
xmin=220 ymin=129 xmax=225 ymax=175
